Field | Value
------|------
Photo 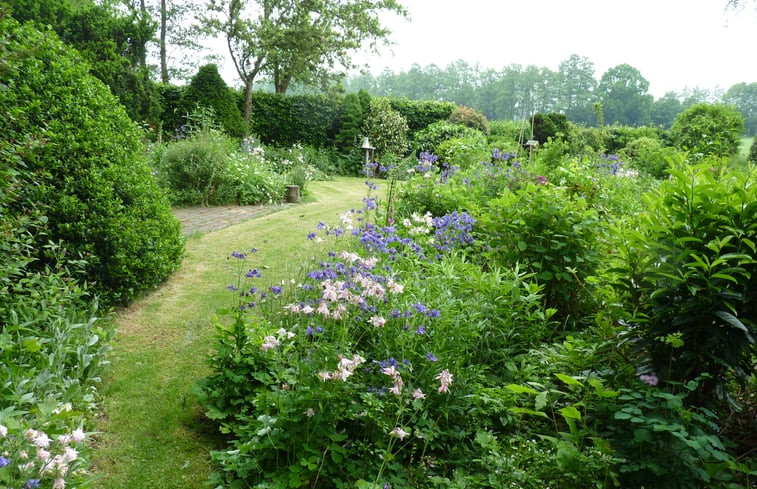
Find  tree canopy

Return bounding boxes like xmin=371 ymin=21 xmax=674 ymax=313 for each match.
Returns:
xmin=200 ymin=0 xmax=407 ymax=123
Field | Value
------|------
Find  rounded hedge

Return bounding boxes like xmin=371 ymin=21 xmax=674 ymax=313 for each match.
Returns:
xmin=0 ymin=17 xmax=184 ymax=305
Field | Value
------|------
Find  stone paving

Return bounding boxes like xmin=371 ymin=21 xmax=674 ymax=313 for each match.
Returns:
xmin=172 ymin=203 xmax=292 ymax=236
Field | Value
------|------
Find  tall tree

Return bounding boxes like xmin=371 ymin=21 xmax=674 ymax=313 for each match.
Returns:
xmin=723 ymin=82 xmax=757 ymax=135
xmin=597 ymin=63 xmax=653 ymax=126
xmin=557 ymin=54 xmax=597 ymax=125
xmin=202 ymin=0 xmax=406 ymax=123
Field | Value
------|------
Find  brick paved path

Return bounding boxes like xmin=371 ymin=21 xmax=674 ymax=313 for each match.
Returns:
xmin=172 ymin=203 xmax=292 ymax=236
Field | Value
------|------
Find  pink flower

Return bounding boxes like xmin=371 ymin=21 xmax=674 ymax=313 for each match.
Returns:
xmin=412 ymin=388 xmax=426 ymax=400
xmin=318 ymin=371 xmax=331 ymax=381
xmin=71 ymin=429 xmax=86 ymax=443
xmin=302 ymin=305 xmax=315 ymax=315
xmin=435 ymin=369 xmax=453 ymax=393
xmin=316 ymin=302 xmax=330 ymax=317
xmin=332 ymin=304 xmax=347 ymax=319
xmin=260 ymin=335 xmax=280 ymax=351
xmin=386 ymin=279 xmax=404 ymax=294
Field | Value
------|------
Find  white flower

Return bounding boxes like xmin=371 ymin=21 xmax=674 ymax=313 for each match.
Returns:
xmin=435 ymin=369 xmax=453 ymax=393
xmin=412 ymin=388 xmax=426 ymax=400
xmin=390 ymin=427 xmax=409 ymax=440
xmin=0 ymin=425 xmax=7 ymax=437
xmin=369 ymin=315 xmax=386 ymax=328
xmin=318 ymin=371 xmax=331 ymax=381
xmin=386 ymin=279 xmax=404 ymax=294
xmin=304 ymin=408 xmax=315 ymax=417
xmin=71 ymin=429 xmax=86 ymax=443
xmin=33 ymin=432 xmax=51 ymax=449
xmin=316 ymin=302 xmax=330 ymax=317
xmin=63 ymin=447 xmax=78 ymax=463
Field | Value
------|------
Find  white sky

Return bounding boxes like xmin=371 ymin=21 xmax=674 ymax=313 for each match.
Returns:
xmin=212 ymin=0 xmax=757 ymax=99
xmin=357 ymin=0 xmax=757 ymax=98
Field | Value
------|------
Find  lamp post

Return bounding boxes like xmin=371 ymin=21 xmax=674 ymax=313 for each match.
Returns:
xmin=361 ymin=137 xmax=374 ymax=168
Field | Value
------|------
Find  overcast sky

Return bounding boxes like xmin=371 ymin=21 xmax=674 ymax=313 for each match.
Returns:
xmin=354 ymin=0 xmax=756 ymax=98
xmin=212 ymin=0 xmax=756 ymax=99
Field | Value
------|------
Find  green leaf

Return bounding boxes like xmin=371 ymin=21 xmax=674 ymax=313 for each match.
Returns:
xmin=508 ymin=407 xmax=549 ymax=418
xmin=713 ymin=310 xmax=751 ymax=337
xmin=559 ymin=405 xmax=582 ymax=421
xmin=517 ymin=241 xmax=527 ymax=251
xmin=555 ymin=373 xmax=584 ymax=387
xmin=505 ymin=384 xmax=539 ymax=395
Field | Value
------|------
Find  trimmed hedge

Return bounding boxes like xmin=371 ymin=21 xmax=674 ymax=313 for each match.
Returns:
xmin=246 ymin=92 xmax=340 ymax=147
xmin=0 ymin=17 xmax=184 ymax=305
xmin=388 ymin=97 xmax=456 ymax=135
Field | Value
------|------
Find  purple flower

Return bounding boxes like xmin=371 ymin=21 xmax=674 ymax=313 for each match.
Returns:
xmin=315 ymin=326 xmax=324 ymax=334
xmin=24 ymin=480 xmax=41 ymax=489
xmin=426 ymin=352 xmax=438 ymax=362
xmin=269 ymin=285 xmax=282 ymax=295
xmin=0 ymin=456 xmax=9 ymax=468
xmin=246 ymin=269 xmax=262 ymax=278
xmin=227 ymin=284 xmax=238 ymax=291
xmin=306 ymin=326 xmax=314 ymax=336
xmin=640 ymin=373 xmax=659 ymax=386
xmin=307 ymin=232 xmax=317 ymax=240
xmin=230 ymin=251 xmax=247 ymax=259
xmin=415 ymin=325 xmax=426 ymax=335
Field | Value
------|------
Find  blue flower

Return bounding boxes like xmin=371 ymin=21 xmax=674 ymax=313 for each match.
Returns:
xmin=269 ymin=285 xmax=282 ymax=295
xmin=227 ymin=284 xmax=238 ymax=291
xmin=0 ymin=456 xmax=9 ymax=468
xmin=24 ymin=480 xmax=41 ymax=489
xmin=306 ymin=326 xmax=314 ymax=336
xmin=307 ymin=232 xmax=317 ymax=240
xmin=426 ymin=352 xmax=438 ymax=362
xmin=415 ymin=325 xmax=426 ymax=335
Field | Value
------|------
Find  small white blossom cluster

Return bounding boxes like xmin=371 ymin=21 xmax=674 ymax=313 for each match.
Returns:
xmin=402 ymin=212 xmax=434 ymax=236
xmin=1 ymin=424 xmax=86 ymax=489
xmin=318 ymin=354 xmax=366 ymax=382
xmin=260 ymin=328 xmax=295 ymax=351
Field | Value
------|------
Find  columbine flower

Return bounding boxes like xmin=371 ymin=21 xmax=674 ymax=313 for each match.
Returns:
xmin=316 ymin=302 xmax=330 ymax=317
xmin=0 ymin=425 xmax=7 ymax=437
xmin=304 ymin=408 xmax=315 ymax=417
xmin=33 ymin=432 xmax=51 ymax=449
xmin=386 ymin=279 xmax=404 ymax=294
xmin=302 ymin=305 xmax=314 ymax=315
xmin=52 ymin=478 xmax=65 ymax=489
xmin=260 ymin=336 xmax=280 ymax=351
xmin=390 ymin=427 xmax=409 ymax=440
xmin=369 ymin=315 xmax=386 ymax=328
xmin=436 ymin=369 xmax=453 ymax=393
xmin=318 ymin=371 xmax=331 ymax=381
xmin=62 ymin=447 xmax=78 ymax=463
xmin=413 ymin=388 xmax=426 ymax=400
xmin=415 ymin=325 xmax=426 ymax=335
xmin=426 ymin=352 xmax=438 ymax=362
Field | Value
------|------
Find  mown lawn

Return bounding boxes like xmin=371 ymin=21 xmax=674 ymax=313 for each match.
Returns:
xmin=92 ymin=177 xmax=368 ymax=488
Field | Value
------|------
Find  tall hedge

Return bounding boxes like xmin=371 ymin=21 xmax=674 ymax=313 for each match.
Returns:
xmin=247 ymin=91 xmax=340 ymax=147
xmin=388 ymin=97 xmax=456 ymax=136
xmin=0 ymin=17 xmax=184 ymax=305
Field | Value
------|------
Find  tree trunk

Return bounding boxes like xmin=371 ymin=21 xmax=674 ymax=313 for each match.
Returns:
xmin=244 ymin=77 xmax=254 ymax=126
xmin=160 ymin=0 xmax=168 ymax=83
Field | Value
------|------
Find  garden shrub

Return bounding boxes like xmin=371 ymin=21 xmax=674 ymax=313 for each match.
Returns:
xmin=476 ymin=182 xmax=602 ymax=323
xmin=154 ymin=126 xmax=237 ymax=206
xmin=334 ymin=92 xmax=366 ymax=155
xmin=435 ymin=134 xmax=489 ymax=170
xmin=531 ymin=112 xmax=570 ymax=145
xmin=1 ymin=122 xmax=111 ymax=489
xmin=156 ymin=82 xmax=186 ymax=139
xmin=362 ymin=98 xmax=410 ymax=160
xmin=613 ymin=155 xmax=756 ymax=406
xmin=670 ymin=103 xmax=745 ymax=158
xmin=0 ymin=16 xmax=184 ymax=305
xmin=448 ymin=105 xmax=490 ymax=135
xmin=412 ymin=121 xmax=486 ymax=156
xmin=622 ymin=136 xmax=675 ymax=178
xmin=605 ymin=124 xmax=663 ymax=153
xmin=180 ymin=64 xmax=246 ymax=138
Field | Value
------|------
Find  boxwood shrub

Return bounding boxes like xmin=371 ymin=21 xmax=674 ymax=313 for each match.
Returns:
xmin=0 ymin=17 xmax=184 ymax=305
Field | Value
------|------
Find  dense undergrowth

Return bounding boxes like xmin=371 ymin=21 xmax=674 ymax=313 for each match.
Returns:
xmin=197 ymin=149 xmax=755 ymax=488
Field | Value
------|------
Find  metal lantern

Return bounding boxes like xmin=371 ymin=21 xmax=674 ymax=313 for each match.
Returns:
xmin=361 ymin=137 xmax=374 ymax=166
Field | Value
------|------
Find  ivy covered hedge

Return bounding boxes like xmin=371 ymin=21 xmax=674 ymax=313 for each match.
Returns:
xmin=0 ymin=16 xmax=184 ymax=305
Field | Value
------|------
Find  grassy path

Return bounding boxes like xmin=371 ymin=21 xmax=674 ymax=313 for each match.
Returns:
xmin=93 ymin=177 xmax=368 ymax=488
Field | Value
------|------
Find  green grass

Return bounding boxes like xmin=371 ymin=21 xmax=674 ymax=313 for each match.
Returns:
xmin=92 ymin=177 xmax=369 ymax=488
